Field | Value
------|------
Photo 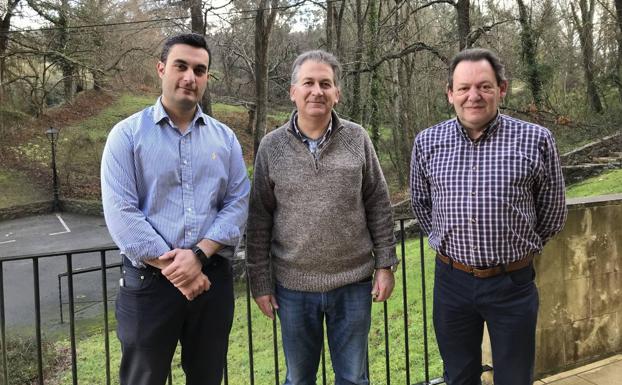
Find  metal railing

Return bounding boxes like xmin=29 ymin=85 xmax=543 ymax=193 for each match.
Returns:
xmin=0 ymin=218 xmax=488 ymax=385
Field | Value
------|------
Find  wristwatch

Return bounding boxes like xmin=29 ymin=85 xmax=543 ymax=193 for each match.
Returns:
xmin=192 ymin=245 xmax=211 ymax=268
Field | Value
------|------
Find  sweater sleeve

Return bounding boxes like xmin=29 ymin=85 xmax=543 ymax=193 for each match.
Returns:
xmin=245 ymin=138 xmax=277 ymax=297
xmin=361 ymin=132 xmax=398 ymax=269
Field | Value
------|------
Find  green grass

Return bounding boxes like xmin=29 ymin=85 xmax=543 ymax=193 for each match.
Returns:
xmin=0 ymin=169 xmax=48 ymax=208
xmin=54 ymin=238 xmax=442 ymax=384
xmin=566 ymin=168 xmax=622 ymax=198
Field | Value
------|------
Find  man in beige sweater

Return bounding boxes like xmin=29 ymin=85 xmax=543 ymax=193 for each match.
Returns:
xmin=246 ymin=50 xmax=398 ymax=385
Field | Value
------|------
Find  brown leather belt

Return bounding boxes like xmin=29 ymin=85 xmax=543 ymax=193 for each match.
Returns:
xmin=437 ymin=253 xmax=534 ymax=278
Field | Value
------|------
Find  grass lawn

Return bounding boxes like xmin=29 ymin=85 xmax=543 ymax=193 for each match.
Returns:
xmin=0 ymin=169 xmax=48 ymax=208
xmin=566 ymin=168 xmax=622 ymax=198
xmin=52 ymin=238 xmax=442 ymax=385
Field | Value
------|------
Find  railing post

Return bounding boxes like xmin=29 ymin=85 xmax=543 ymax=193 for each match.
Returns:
xmin=66 ymin=254 xmax=78 ymax=385
xmin=383 ymin=300 xmax=390 ymax=385
xmin=419 ymin=232 xmax=430 ymax=384
xmin=400 ymin=220 xmax=411 ymax=385
xmin=272 ymin=313 xmax=279 ymax=385
xmin=58 ymin=275 xmax=64 ymax=324
xmin=33 ymin=258 xmax=44 ymax=384
xmin=0 ymin=261 xmax=7 ymax=385
xmin=100 ymin=251 xmax=111 ymax=385
xmin=245 ymin=271 xmax=255 ymax=385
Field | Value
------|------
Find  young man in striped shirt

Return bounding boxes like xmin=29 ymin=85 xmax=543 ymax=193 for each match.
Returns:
xmin=410 ymin=48 xmax=567 ymax=385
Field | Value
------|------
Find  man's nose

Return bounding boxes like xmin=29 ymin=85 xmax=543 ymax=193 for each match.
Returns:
xmin=311 ymin=83 xmax=323 ymax=94
xmin=466 ymin=86 xmax=481 ymax=100
xmin=182 ymin=69 xmax=195 ymax=83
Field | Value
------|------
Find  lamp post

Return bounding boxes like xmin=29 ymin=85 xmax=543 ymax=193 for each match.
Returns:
xmin=46 ymin=127 xmax=60 ymax=211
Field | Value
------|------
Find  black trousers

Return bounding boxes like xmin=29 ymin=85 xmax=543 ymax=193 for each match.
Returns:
xmin=116 ymin=257 xmax=234 ymax=385
xmin=433 ymin=258 xmax=539 ymax=385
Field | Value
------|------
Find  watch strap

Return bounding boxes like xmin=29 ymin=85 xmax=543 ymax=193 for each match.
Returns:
xmin=192 ymin=245 xmax=211 ymax=267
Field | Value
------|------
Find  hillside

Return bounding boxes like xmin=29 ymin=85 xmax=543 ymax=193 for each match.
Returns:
xmin=1 ymin=91 xmax=621 ymax=210
xmin=0 ymin=91 xmax=288 ymax=205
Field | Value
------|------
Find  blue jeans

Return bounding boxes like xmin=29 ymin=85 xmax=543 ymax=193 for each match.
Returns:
xmin=433 ymin=258 xmax=539 ymax=385
xmin=275 ymin=280 xmax=373 ymax=385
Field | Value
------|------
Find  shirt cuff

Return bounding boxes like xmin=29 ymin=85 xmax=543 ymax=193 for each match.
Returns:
xmin=250 ymin=277 xmax=274 ymax=298
xmin=204 ymin=223 xmax=241 ymax=247
xmin=122 ymin=239 xmax=170 ymax=268
xmin=373 ymin=246 xmax=399 ymax=269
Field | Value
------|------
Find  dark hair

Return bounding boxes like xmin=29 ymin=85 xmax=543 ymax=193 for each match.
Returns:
xmin=160 ymin=33 xmax=212 ymax=70
xmin=447 ymin=48 xmax=506 ymax=89
xmin=291 ymin=50 xmax=342 ymax=88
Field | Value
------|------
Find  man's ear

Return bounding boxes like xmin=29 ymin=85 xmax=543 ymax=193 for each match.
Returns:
xmin=499 ymin=80 xmax=508 ymax=98
xmin=289 ymin=84 xmax=295 ymax=102
xmin=157 ymin=61 xmax=165 ymax=79
xmin=447 ymin=84 xmax=454 ymax=104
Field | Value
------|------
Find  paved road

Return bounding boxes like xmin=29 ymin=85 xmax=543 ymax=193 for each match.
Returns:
xmin=0 ymin=213 xmax=120 ymax=330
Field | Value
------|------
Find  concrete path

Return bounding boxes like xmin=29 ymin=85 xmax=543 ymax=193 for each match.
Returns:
xmin=535 ymin=354 xmax=622 ymax=385
xmin=0 ymin=213 xmax=119 ymax=330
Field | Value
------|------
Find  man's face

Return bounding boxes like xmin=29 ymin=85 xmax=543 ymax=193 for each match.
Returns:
xmin=447 ymin=59 xmax=507 ymax=132
xmin=290 ymin=60 xmax=340 ymax=121
xmin=157 ymin=44 xmax=210 ymax=112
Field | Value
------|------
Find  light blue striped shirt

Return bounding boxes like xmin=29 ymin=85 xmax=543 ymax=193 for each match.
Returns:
xmin=101 ymin=98 xmax=250 ymax=267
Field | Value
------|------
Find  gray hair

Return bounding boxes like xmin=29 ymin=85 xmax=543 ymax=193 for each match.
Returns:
xmin=291 ymin=50 xmax=342 ymax=88
xmin=447 ymin=48 xmax=506 ymax=89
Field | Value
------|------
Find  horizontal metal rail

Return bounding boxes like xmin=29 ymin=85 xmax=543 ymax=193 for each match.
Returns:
xmin=0 ymin=219 xmax=484 ymax=385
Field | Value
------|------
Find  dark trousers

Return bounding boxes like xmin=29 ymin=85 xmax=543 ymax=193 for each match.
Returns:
xmin=433 ymin=258 xmax=539 ymax=385
xmin=116 ymin=257 xmax=234 ymax=385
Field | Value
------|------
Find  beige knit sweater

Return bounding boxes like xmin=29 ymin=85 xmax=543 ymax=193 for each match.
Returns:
xmin=246 ymin=111 xmax=397 ymax=296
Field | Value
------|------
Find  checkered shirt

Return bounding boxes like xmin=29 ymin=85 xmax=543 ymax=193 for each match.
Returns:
xmin=410 ymin=114 xmax=567 ymax=268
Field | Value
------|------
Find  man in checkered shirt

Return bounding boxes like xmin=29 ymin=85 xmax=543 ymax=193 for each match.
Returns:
xmin=410 ymin=48 xmax=567 ymax=385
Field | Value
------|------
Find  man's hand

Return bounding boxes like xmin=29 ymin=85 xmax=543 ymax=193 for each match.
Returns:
xmin=254 ymin=295 xmax=279 ymax=319
xmin=178 ymin=273 xmax=211 ymax=301
xmin=371 ymin=268 xmax=395 ymax=302
xmin=159 ymin=248 xmax=202 ymax=287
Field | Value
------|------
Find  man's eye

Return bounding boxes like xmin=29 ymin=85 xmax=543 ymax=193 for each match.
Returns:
xmin=194 ymin=69 xmax=207 ymax=76
xmin=176 ymin=64 xmax=187 ymax=71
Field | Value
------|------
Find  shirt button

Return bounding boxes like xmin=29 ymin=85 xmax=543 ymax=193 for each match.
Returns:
xmin=471 ymin=191 xmax=476 ymax=196
xmin=183 ymin=160 xmax=188 ymax=165
xmin=472 ymin=165 xmax=477 ymax=170
xmin=187 ymin=208 xmax=192 ymax=212
xmin=473 ymin=245 xmax=478 ymax=251
xmin=470 ymin=218 xmax=476 ymax=223
xmin=186 ymin=184 xmax=190 ymax=189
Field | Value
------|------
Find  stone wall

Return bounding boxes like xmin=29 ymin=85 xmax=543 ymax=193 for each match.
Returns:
xmin=482 ymin=194 xmax=622 ymax=381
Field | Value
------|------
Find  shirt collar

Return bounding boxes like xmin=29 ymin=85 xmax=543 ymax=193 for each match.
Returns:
xmin=455 ymin=111 xmax=502 ymax=142
xmin=153 ymin=97 xmax=207 ymax=130
xmin=292 ymin=111 xmax=333 ymax=144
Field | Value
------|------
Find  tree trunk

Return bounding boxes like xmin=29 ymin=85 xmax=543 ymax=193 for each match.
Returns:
xmin=350 ymin=0 xmax=364 ymax=122
xmin=367 ymin=0 xmax=380 ymax=150
xmin=516 ymin=0 xmax=543 ymax=108
xmin=571 ymin=0 xmax=603 ymax=113
xmin=59 ymin=0 xmax=75 ymax=101
xmin=456 ymin=0 xmax=470 ymax=50
xmin=253 ymin=0 xmax=279 ymax=160
xmin=326 ymin=0 xmax=334 ymax=52
xmin=189 ymin=0 xmax=213 ymax=116
xmin=0 ymin=0 xmax=20 ymax=102
xmin=614 ymin=0 xmax=622 ymax=103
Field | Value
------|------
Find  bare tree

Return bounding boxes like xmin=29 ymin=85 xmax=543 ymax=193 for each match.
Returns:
xmin=0 ymin=0 xmax=21 ymax=101
xmin=614 ymin=0 xmax=622 ymax=102
xmin=571 ymin=0 xmax=603 ymax=113
xmin=457 ymin=0 xmax=470 ymax=49
xmin=253 ymin=0 xmax=279 ymax=158
xmin=517 ymin=0 xmax=544 ymax=107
